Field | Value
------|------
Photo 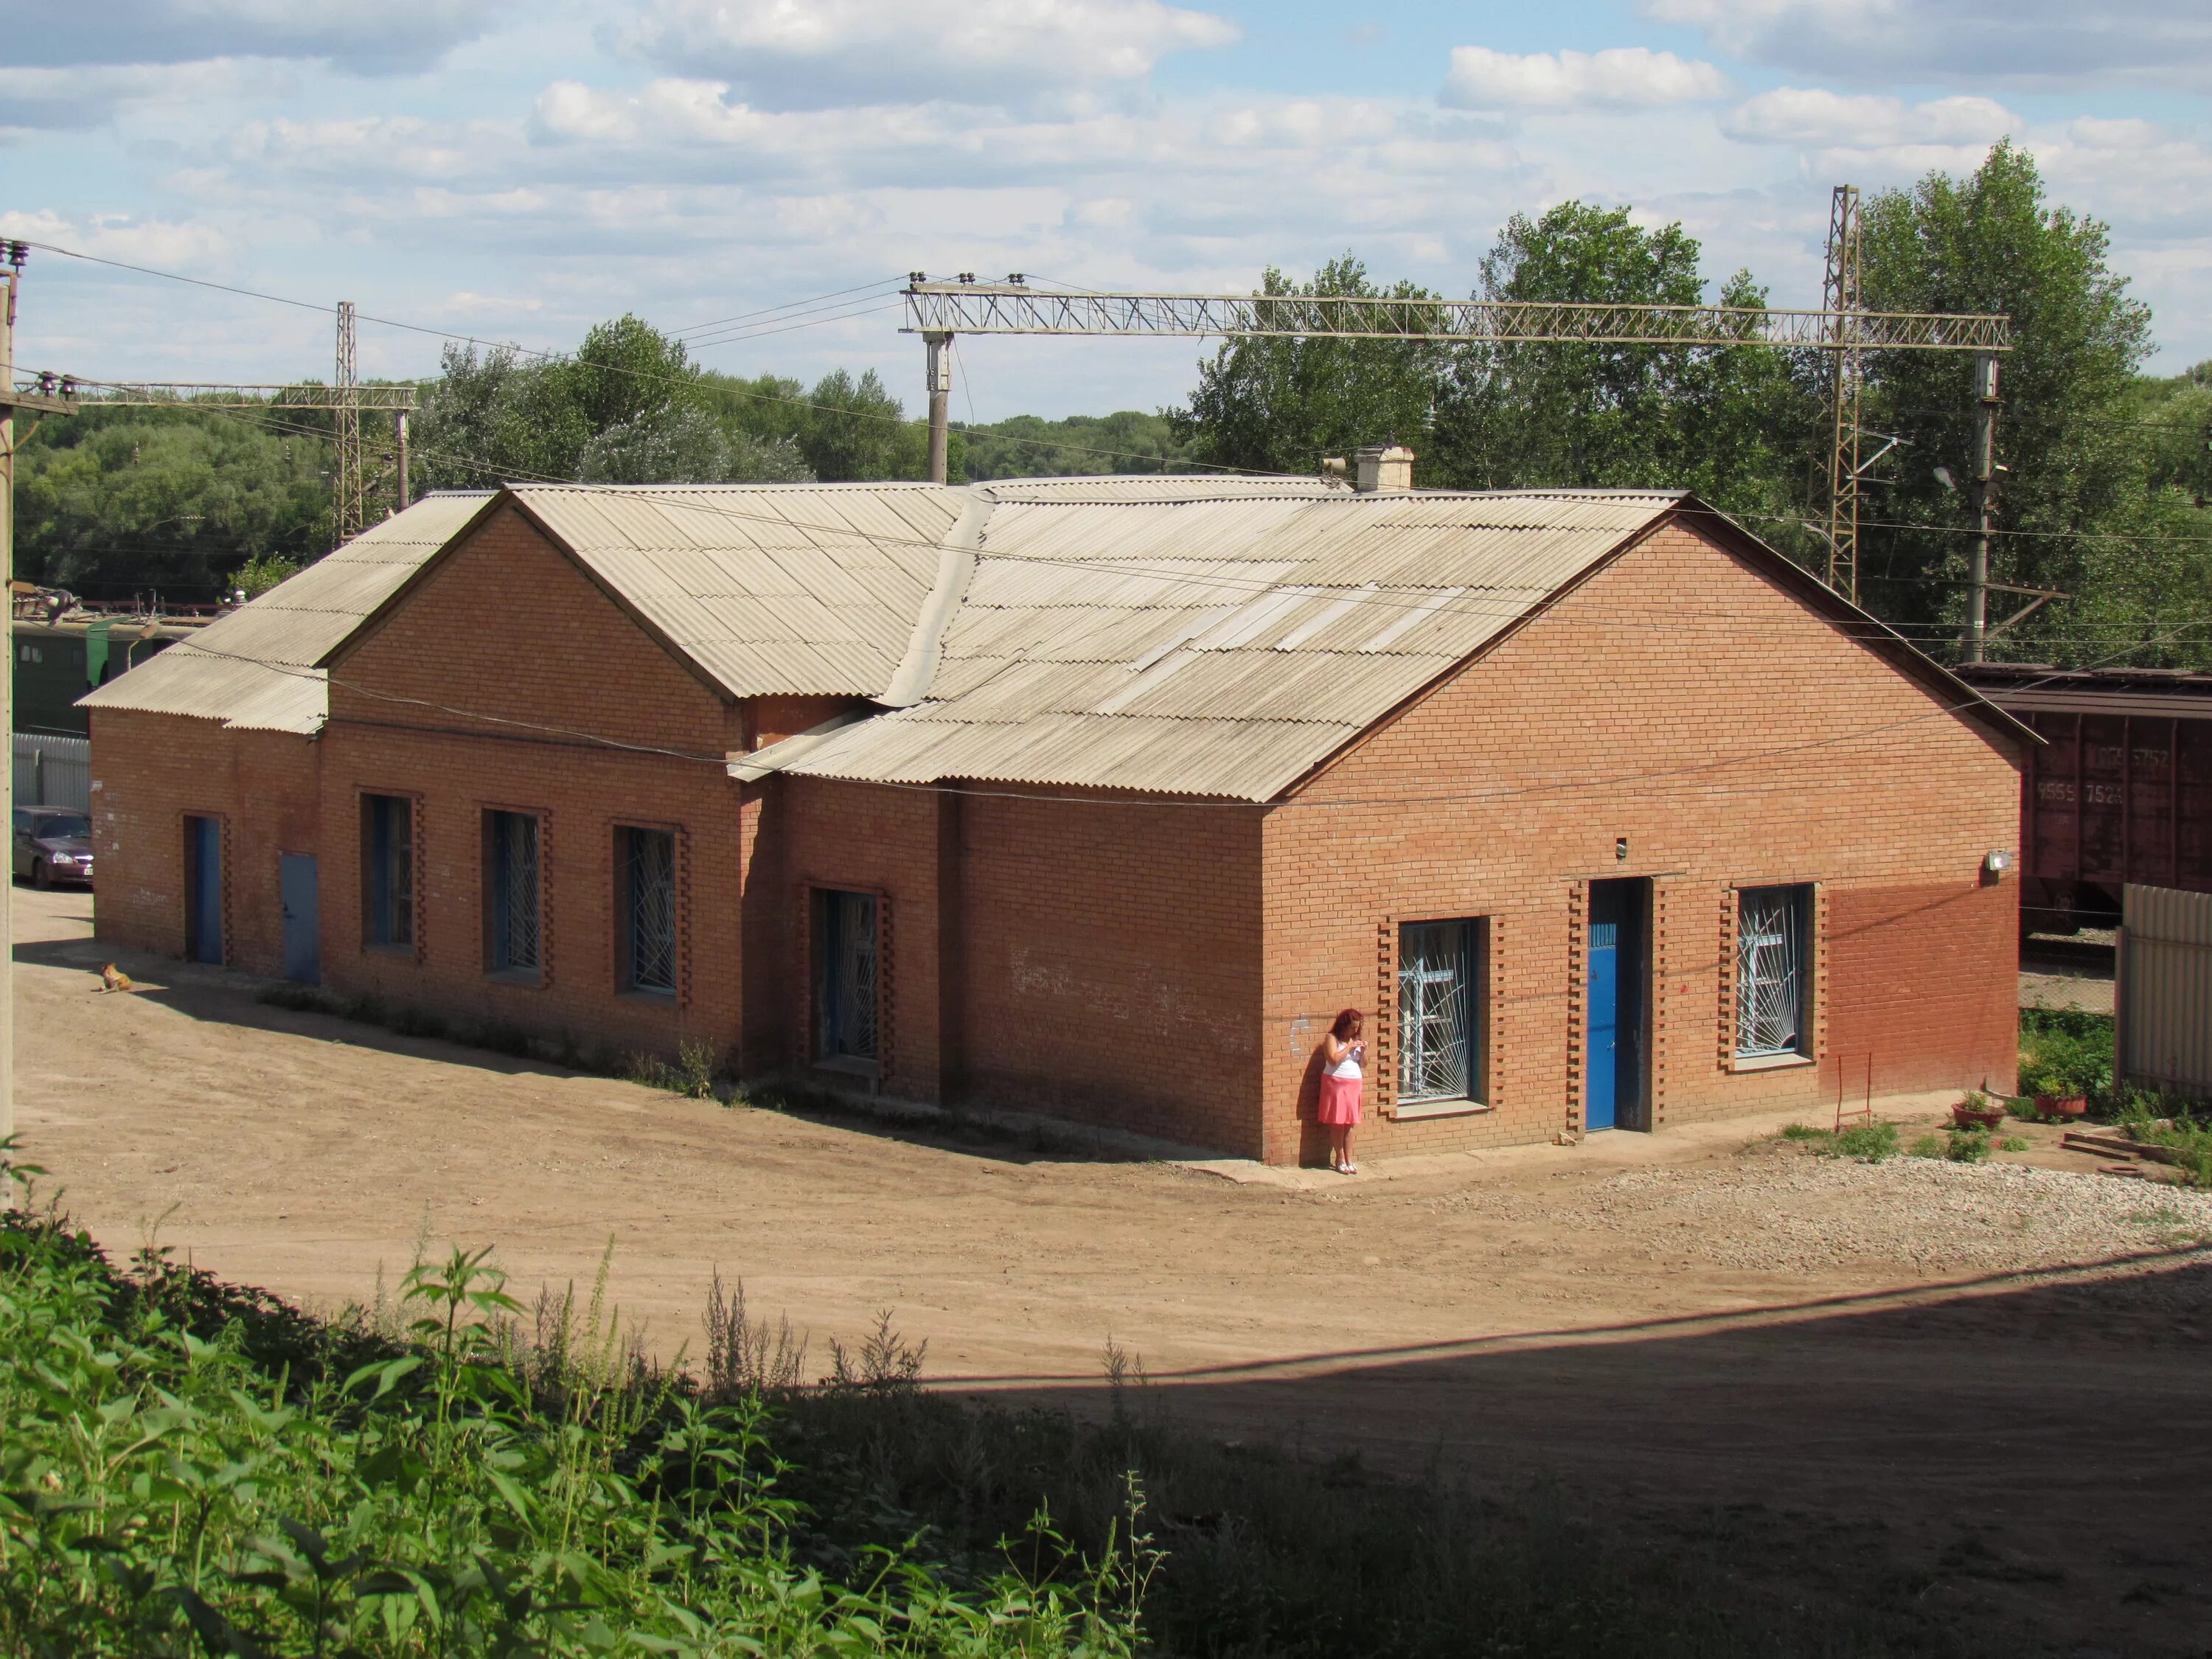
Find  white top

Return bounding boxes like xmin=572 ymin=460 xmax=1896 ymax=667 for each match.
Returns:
xmin=1326 ymin=1043 xmax=1363 ymax=1080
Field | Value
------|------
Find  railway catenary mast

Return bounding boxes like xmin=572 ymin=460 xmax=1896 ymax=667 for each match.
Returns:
xmin=905 ymin=186 xmax=2013 ymax=609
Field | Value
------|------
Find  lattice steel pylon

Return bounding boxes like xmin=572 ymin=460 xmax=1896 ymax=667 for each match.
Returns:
xmin=1818 ymin=186 xmax=1865 ymax=601
xmin=333 ymin=299 xmax=365 ymax=543
xmin=903 ymin=184 xmax=2008 ymax=605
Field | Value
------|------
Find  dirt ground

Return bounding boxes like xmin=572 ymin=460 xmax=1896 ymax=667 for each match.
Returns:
xmin=15 ymin=886 xmax=2211 ymax=1655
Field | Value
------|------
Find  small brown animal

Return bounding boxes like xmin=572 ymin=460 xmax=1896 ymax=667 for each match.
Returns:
xmin=97 ymin=964 xmax=135 ymax=994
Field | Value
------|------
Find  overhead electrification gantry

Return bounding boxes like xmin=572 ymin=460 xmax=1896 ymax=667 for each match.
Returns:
xmin=903 ymin=187 xmax=2013 ymax=638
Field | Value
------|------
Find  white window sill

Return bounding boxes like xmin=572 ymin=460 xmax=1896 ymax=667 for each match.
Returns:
xmin=813 ymin=1054 xmax=880 ymax=1080
xmin=1731 ymin=1051 xmax=1815 ymax=1073
xmin=1388 ymin=1098 xmax=1492 ymax=1121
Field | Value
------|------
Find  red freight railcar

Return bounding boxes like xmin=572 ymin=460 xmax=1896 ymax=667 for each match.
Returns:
xmin=1955 ymin=664 xmax=2212 ymax=933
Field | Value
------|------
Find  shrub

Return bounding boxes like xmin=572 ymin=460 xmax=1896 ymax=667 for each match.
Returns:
xmin=1907 ymin=1133 xmax=1948 ymax=1160
xmin=1947 ymin=1129 xmax=1992 ymax=1164
xmin=2018 ymin=1009 xmax=2113 ymax=1099
xmin=1998 ymin=1136 xmax=2030 ymax=1153
xmin=1834 ymin=1120 xmax=1901 ymax=1163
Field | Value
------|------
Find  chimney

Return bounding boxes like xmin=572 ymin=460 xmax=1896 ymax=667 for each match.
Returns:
xmin=1354 ymin=444 xmax=1414 ymax=493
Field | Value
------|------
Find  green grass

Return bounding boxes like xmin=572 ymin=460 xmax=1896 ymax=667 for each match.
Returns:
xmin=1777 ymin=1120 xmax=1899 ymax=1162
xmin=2113 ymin=1096 xmax=2212 ymax=1187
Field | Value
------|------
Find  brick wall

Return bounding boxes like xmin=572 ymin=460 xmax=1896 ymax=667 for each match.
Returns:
xmin=1258 ymin=519 xmax=2023 ymax=1162
xmin=314 ymin=504 xmax=751 ymax=1061
xmin=89 ymin=709 xmax=321 ymax=976
xmin=89 ymin=505 xmax=2023 ymax=1166
xmin=945 ymin=790 xmax=1265 ymax=1150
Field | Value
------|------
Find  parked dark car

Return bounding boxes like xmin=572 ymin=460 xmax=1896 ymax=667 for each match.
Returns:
xmin=13 ymin=807 xmax=94 ymax=888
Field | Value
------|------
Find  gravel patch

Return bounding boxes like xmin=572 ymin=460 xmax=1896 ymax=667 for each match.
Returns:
xmin=1431 ymin=1155 xmax=2212 ymax=1276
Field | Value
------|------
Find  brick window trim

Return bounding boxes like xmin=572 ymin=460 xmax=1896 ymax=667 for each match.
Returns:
xmin=795 ymin=879 xmax=894 ymax=1085
xmin=1718 ymin=880 xmax=1826 ymax=1074
xmin=355 ymin=787 xmax=426 ymax=964
xmin=1375 ymin=914 xmax=1500 ymax=1123
xmin=479 ymin=802 xmax=552 ymax=990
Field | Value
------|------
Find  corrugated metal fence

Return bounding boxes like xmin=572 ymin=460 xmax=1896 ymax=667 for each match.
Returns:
xmin=2120 ymin=883 xmax=2212 ymax=1101
xmin=12 ymin=734 xmax=92 ymax=813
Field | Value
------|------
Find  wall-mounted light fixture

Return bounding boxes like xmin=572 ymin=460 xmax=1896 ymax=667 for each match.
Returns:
xmin=1984 ymin=849 xmax=2011 ymax=875
xmin=1615 ymin=837 xmax=1630 ymax=862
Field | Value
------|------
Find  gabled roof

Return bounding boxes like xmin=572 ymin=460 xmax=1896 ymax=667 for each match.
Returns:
xmin=79 ymin=492 xmax=493 ymax=734
xmin=754 ymin=487 xmax=1688 ymax=801
xmin=83 ymin=474 xmax=2025 ymax=793
xmin=498 ymin=484 xmax=961 ymax=696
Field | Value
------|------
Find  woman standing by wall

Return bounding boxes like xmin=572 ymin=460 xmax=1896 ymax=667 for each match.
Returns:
xmin=1318 ymin=1008 xmax=1365 ymax=1174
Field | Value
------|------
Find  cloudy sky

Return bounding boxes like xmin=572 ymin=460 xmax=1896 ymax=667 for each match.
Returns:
xmin=5 ymin=0 xmax=2208 ymax=420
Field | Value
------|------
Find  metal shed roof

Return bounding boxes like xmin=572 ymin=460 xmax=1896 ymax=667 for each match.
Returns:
xmin=757 ymin=487 xmax=1687 ymax=801
xmin=79 ymin=492 xmax=493 ymax=734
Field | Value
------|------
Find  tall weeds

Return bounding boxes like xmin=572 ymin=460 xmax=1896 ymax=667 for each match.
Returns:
xmin=0 ymin=1153 xmax=1143 ymax=1657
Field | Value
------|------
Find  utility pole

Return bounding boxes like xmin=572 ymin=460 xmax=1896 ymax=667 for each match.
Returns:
xmin=1818 ymin=184 xmax=1865 ymax=602
xmin=1964 ymin=353 xmax=2002 ymax=663
xmin=924 ymin=329 xmax=952 ymax=485
xmin=333 ymin=300 xmax=364 ymax=541
xmin=1 ymin=246 xmax=15 ymax=1192
xmin=0 ymin=246 xmax=78 ymax=1198
xmin=394 ymin=408 xmax=411 ymax=512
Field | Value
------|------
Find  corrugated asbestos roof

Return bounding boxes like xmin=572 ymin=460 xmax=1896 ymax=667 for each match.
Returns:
xmin=508 ymin=484 xmax=961 ymax=695
xmin=78 ymin=492 xmax=494 ymax=734
xmin=759 ymin=487 xmax=1686 ymax=801
xmin=82 ymin=473 xmax=1687 ymax=798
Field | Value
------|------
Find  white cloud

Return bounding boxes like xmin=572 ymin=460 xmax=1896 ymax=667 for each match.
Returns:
xmin=10 ymin=1 xmax=513 ymax=75
xmin=621 ymin=0 xmax=1239 ymax=110
xmin=1646 ymin=0 xmax=2212 ymax=86
xmin=1725 ymin=88 xmax=2018 ymax=149
xmin=1441 ymin=46 xmax=1728 ymax=111
xmin=0 ymin=60 xmax=265 ymax=133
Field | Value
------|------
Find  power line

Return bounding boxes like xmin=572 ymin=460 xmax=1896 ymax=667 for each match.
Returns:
xmin=17 ymin=237 xmax=1277 ymax=477
xmin=670 ymin=277 xmax=908 ymax=339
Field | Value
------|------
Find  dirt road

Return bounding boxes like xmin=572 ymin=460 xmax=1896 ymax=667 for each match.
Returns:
xmin=15 ymin=887 xmax=2211 ymax=1652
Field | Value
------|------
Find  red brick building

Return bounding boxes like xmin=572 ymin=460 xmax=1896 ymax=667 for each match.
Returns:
xmin=84 ymin=475 xmax=2030 ymax=1163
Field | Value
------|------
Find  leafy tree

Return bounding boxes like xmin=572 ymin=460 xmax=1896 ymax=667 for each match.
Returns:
xmin=409 ymin=341 xmax=592 ymax=488
xmin=15 ymin=406 xmax=330 ymax=601
xmin=1430 ymin=203 xmax=1817 ymax=544
xmin=959 ymin=410 xmax=1195 ymax=480
xmin=1856 ymin=141 xmax=2166 ymax=658
xmin=1169 ymin=257 xmax=1441 ymax=474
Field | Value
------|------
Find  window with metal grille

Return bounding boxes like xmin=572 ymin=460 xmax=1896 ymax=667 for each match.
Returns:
xmin=361 ymin=794 xmax=413 ymax=950
xmin=1397 ymin=918 xmax=1484 ymax=1102
xmin=619 ymin=827 xmax=677 ymax=995
xmin=484 ymin=810 xmax=540 ymax=977
xmin=815 ymin=889 xmax=879 ymax=1065
xmin=1736 ymin=885 xmax=1811 ymax=1058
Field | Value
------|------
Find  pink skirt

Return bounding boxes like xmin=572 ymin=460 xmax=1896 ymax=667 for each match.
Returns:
xmin=1316 ymin=1074 xmax=1363 ymax=1126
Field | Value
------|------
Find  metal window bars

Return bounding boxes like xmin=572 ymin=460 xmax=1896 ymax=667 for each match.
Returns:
xmin=625 ymin=829 xmax=677 ymax=993
xmin=491 ymin=812 xmax=539 ymax=972
xmin=1735 ymin=888 xmax=1805 ymax=1057
xmin=1397 ymin=920 xmax=1472 ymax=1102
xmin=370 ymin=796 xmax=412 ymax=947
xmin=821 ymin=891 xmax=879 ymax=1061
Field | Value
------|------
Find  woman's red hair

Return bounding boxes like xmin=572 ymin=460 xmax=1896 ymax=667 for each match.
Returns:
xmin=1331 ymin=1008 xmax=1363 ymax=1040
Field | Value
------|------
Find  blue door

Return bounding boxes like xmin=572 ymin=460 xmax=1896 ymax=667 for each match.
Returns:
xmin=1585 ymin=919 xmax=1619 ymax=1130
xmin=280 ymin=853 xmax=319 ymax=984
xmin=184 ymin=815 xmax=223 ymax=964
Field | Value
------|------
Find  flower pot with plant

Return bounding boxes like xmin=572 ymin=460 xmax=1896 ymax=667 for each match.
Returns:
xmin=1952 ymin=1091 xmax=2007 ymax=1132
